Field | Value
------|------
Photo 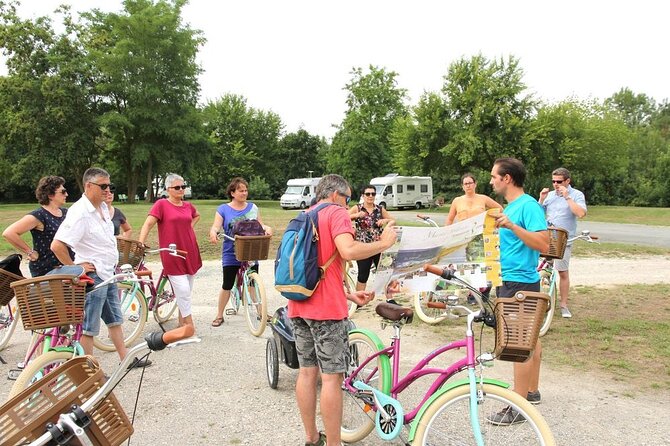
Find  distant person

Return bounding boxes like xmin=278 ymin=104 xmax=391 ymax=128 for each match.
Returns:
xmin=3 ymin=176 xmax=74 ymax=277
xmin=105 ymin=189 xmax=132 ymax=237
xmin=539 ymin=167 xmax=587 ymax=318
xmin=208 ymin=177 xmax=271 ymax=327
xmin=488 ymin=158 xmax=549 ymax=424
xmin=445 ymin=173 xmax=503 ymax=225
xmin=138 ymin=174 xmax=202 ymax=337
xmin=348 ymin=185 xmax=394 ymax=291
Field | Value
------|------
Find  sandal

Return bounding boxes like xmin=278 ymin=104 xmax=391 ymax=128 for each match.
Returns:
xmin=211 ymin=317 xmax=224 ymax=327
xmin=305 ymin=432 xmax=326 ymax=446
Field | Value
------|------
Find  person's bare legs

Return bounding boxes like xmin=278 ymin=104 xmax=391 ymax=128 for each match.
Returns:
xmin=513 ymin=340 xmax=542 ymax=396
xmin=320 ymin=372 xmax=344 ymax=446
xmin=215 ymin=288 xmax=231 ymax=320
xmin=81 ymin=327 xmax=128 ymax=360
xmin=296 ymin=366 xmax=320 ymax=444
xmin=356 ymin=282 xmax=366 ymax=292
xmin=558 ymin=270 xmax=570 ymax=308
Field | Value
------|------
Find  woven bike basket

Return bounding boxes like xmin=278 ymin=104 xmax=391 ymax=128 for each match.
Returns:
xmin=117 ymin=237 xmax=146 ymax=270
xmin=234 ymin=235 xmax=272 ymax=261
xmin=540 ymin=226 xmax=568 ymax=260
xmin=11 ymin=274 xmax=86 ymax=331
xmin=493 ymin=291 xmax=549 ymax=362
xmin=0 ymin=356 xmax=133 ymax=446
xmin=0 ymin=268 xmax=23 ymax=307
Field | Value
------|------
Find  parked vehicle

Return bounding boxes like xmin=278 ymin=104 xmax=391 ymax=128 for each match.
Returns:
xmin=368 ymin=174 xmax=433 ymax=209
xmin=280 ymin=177 xmax=321 ymax=209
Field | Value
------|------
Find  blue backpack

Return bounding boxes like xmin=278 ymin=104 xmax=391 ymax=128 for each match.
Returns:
xmin=274 ymin=203 xmax=338 ymax=301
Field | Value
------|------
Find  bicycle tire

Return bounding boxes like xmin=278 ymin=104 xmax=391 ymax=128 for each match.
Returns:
xmin=9 ymin=350 xmax=74 ymax=398
xmin=345 ymin=263 xmax=358 ymax=318
xmin=94 ymin=287 xmax=147 ymax=352
xmin=539 ymin=269 xmax=558 ymax=337
xmin=153 ymin=276 xmax=178 ymax=323
xmin=413 ymin=291 xmax=449 ymax=325
xmin=243 ymin=272 xmax=267 ymax=337
xmin=0 ymin=298 xmax=20 ymax=351
xmin=266 ymin=338 xmax=279 ymax=389
xmin=341 ymin=332 xmax=389 ymax=443
xmin=413 ymin=383 xmax=555 ymax=445
xmin=228 ymin=278 xmax=241 ymax=315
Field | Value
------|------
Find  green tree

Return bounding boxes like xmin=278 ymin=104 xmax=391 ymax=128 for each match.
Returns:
xmin=327 ymin=65 xmax=408 ymax=190
xmin=276 ymin=129 xmax=327 ymax=187
xmin=605 ymin=87 xmax=656 ymax=128
xmin=80 ymin=0 xmax=205 ymax=202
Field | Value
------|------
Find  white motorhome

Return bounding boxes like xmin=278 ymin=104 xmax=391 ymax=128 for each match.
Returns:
xmin=369 ymin=174 xmax=433 ymax=209
xmin=280 ymin=177 xmax=321 ymax=209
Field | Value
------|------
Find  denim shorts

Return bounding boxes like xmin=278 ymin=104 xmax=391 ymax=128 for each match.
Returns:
xmin=82 ymin=272 xmax=124 ymax=336
xmin=291 ymin=317 xmax=349 ymax=374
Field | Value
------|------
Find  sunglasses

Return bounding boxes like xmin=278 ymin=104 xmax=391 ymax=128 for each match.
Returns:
xmin=364 ymin=192 xmax=376 ymax=197
xmin=57 ymin=189 xmax=68 ymax=195
xmin=90 ymin=182 xmax=116 ymax=191
xmin=169 ymin=185 xmax=189 ymax=191
xmin=337 ymin=191 xmax=351 ymax=205
xmin=552 ymin=180 xmax=564 ymax=184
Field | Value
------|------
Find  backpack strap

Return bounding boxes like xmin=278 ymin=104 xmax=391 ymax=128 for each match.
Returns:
xmin=309 ymin=202 xmax=340 ymax=279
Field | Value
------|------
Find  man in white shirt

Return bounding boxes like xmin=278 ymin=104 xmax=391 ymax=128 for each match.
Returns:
xmin=52 ymin=167 xmax=150 ymax=369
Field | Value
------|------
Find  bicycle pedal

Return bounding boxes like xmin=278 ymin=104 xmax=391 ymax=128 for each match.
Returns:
xmin=225 ymin=309 xmax=236 ymax=315
xmin=8 ymin=369 xmax=21 ymax=381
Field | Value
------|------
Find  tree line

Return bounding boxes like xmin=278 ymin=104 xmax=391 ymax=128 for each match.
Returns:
xmin=0 ymin=0 xmax=667 ymax=206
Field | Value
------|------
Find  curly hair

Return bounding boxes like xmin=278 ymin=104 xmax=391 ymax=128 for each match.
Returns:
xmin=35 ymin=176 xmax=66 ymax=205
xmin=226 ymin=177 xmax=249 ymax=199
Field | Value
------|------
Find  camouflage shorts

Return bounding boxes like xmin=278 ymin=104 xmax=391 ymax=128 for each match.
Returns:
xmin=291 ymin=318 xmax=349 ymax=374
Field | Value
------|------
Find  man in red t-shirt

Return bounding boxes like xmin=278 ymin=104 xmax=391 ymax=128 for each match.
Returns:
xmin=289 ymin=174 xmax=397 ymax=446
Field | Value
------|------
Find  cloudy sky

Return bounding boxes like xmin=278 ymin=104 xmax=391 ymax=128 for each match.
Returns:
xmin=5 ymin=0 xmax=669 ymax=138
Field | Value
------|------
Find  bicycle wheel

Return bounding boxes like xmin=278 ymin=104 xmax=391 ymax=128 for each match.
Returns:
xmin=413 ymin=383 xmax=555 ymax=445
xmin=0 ymin=298 xmax=20 ymax=351
xmin=94 ymin=287 xmax=147 ymax=352
xmin=345 ymin=263 xmax=359 ymax=318
xmin=227 ymin=277 xmax=242 ymax=315
xmin=341 ymin=332 xmax=389 ymax=443
xmin=266 ymin=338 xmax=279 ymax=389
xmin=243 ymin=272 xmax=267 ymax=337
xmin=9 ymin=350 xmax=74 ymax=398
xmin=538 ymin=270 xmax=558 ymax=337
xmin=413 ymin=291 xmax=449 ymax=325
xmin=153 ymin=276 xmax=178 ymax=323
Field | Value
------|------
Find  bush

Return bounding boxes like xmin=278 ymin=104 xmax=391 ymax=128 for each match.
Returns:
xmin=249 ymin=176 xmax=272 ymax=200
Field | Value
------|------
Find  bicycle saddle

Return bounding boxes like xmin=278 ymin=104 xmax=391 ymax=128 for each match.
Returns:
xmin=376 ymin=302 xmax=413 ymax=324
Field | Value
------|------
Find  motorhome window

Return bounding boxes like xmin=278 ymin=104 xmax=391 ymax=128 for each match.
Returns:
xmin=397 ymin=185 xmax=403 ymax=193
xmin=383 ymin=186 xmax=391 ymax=195
xmin=407 ymin=184 xmax=415 ymax=192
xmin=285 ymin=186 xmax=303 ymax=194
xmin=302 ymin=187 xmax=309 ymax=195
xmin=421 ymin=184 xmax=428 ymax=193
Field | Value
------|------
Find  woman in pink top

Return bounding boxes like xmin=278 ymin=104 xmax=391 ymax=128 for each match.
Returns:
xmin=138 ymin=174 xmax=202 ymax=338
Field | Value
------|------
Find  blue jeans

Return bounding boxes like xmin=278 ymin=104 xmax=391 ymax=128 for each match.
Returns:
xmin=81 ymin=272 xmax=123 ymax=336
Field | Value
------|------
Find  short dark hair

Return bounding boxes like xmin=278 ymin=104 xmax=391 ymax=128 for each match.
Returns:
xmin=461 ymin=173 xmax=476 ymax=184
xmin=552 ymin=167 xmax=570 ymax=180
xmin=35 ymin=176 xmax=66 ymax=205
xmin=226 ymin=177 xmax=248 ymax=199
xmin=362 ymin=184 xmax=376 ymax=194
xmin=315 ymin=174 xmax=350 ymax=201
xmin=494 ymin=157 xmax=526 ymax=187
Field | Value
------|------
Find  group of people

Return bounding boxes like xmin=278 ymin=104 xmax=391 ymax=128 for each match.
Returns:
xmin=2 ymin=161 xmax=586 ymax=444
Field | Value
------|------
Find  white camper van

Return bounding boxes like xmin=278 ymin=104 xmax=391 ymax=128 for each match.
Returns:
xmin=369 ymin=174 xmax=433 ymax=209
xmin=280 ymin=177 xmax=321 ymax=209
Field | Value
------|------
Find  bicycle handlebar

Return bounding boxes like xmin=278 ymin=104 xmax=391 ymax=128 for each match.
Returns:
xmin=422 ymin=264 xmax=491 ymax=318
xmin=145 ymin=243 xmax=187 ymax=259
xmin=566 ymin=229 xmax=599 ymax=244
xmin=416 ymin=215 xmax=440 ymax=228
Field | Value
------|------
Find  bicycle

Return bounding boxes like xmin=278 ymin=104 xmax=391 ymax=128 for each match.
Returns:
xmin=219 ymin=232 xmax=269 ymax=337
xmin=538 ymin=229 xmax=598 ymax=336
xmin=0 ymin=263 xmax=24 ymax=351
xmin=0 ymin=329 xmax=199 ymax=445
xmin=92 ymin=239 xmax=185 ymax=351
xmin=341 ymin=263 xmax=555 ymax=445
xmin=8 ymin=266 xmax=146 ymax=397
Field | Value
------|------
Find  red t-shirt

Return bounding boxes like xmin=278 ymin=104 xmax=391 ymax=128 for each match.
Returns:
xmin=148 ymin=199 xmax=203 ymax=275
xmin=287 ymin=204 xmax=354 ymax=320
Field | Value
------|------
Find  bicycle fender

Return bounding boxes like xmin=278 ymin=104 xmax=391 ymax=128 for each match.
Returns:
xmin=407 ymin=378 xmax=510 ymax=443
xmin=49 ymin=346 xmax=76 ymax=354
xmin=348 ymin=328 xmax=392 ymax=395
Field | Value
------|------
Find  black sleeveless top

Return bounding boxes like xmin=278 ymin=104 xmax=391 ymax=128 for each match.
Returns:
xmin=28 ymin=207 xmax=74 ymax=276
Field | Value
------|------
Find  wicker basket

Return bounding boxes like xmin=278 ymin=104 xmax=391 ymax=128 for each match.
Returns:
xmin=11 ymin=274 xmax=86 ymax=331
xmin=0 ymin=356 xmax=133 ymax=446
xmin=117 ymin=237 xmax=146 ymax=270
xmin=540 ymin=226 xmax=568 ymax=260
xmin=493 ymin=291 xmax=549 ymax=362
xmin=0 ymin=268 xmax=23 ymax=307
xmin=234 ymin=235 xmax=272 ymax=261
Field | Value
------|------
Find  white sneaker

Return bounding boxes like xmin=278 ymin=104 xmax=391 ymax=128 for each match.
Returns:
xmin=560 ymin=307 xmax=572 ymax=318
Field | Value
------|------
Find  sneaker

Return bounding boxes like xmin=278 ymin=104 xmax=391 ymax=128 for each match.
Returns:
xmin=487 ymin=406 xmax=526 ymax=426
xmin=127 ymin=357 xmax=153 ymax=370
xmin=560 ymin=307 xmax=572 ymax=318
xmin=304 ymin=432 xmax=326 ymax=446
xmin=527 ymin=390 xmax=541 ymax=405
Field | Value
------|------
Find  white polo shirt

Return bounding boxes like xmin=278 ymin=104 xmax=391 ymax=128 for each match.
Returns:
xmin=54 ymin=194 xmax=117 ymax=280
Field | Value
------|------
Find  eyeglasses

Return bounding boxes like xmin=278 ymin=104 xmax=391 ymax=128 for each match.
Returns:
xmin=57 ymin=189 xmax=67 ymax=195
xmin=90 ymin=182 xmax=116 ymax=191
xmin=364 ymin=192 xmax=376 ymax=197
xmin=462 ymin=182 xmax=475 ymax=186
xmin=169 ymin=185 xmax=188 ymax=191
xmin=552 ymin=180 xmax=564 ymax=184
xmin=337 ymin=191 xmax=351 ymax=205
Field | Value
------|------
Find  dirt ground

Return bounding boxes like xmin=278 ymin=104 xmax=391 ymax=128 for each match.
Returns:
xmin=1 ymin=255 xmax=669 ymax=445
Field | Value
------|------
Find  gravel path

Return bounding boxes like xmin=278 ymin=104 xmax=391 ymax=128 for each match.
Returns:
xmin=1 ymin=255 xmax=669 ymax=445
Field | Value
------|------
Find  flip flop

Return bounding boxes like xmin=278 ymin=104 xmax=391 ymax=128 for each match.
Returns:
xmin=211 ymin=317 xmax=224 ymax=327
